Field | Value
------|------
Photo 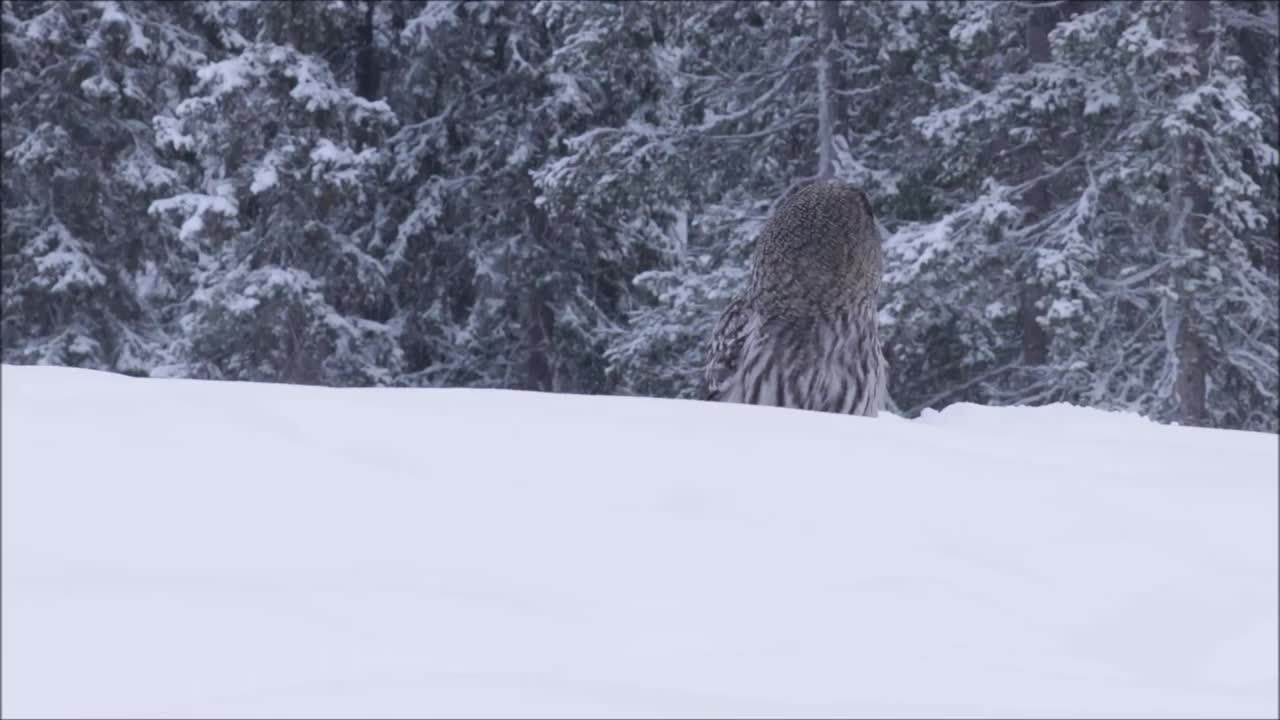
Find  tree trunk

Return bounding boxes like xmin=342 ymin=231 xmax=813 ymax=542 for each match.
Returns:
xmin=815 ymin=1 xmax=837 ymax=181
xmin=1017 ymin=2 xmax=1057 ymax=367
xmin=356 ymin=0 xmax=379 ymax=101
xmin=828 ymin=1 xmax=848 ymax=131
xmin=522 ymin=282 xmax=555 ymax=392
xmin=1173 ymin=0 xmax=1213 ymax=425
xmin=522 ymin=209 xmax=555 ymax=393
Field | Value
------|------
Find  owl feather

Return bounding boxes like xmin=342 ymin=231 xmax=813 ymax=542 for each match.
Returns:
xmin=706 ymin=182 xmax=887 ymax=416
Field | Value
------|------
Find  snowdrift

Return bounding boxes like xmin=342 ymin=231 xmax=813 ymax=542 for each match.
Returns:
xmin=2 ymin=364 xmax=1276 ymax=718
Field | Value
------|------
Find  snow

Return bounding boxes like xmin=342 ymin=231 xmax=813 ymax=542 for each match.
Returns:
xmin=119 ymin=150 xmax=180 ymax=192
xmin=2 ymin=364 xmax=1276 ymax=719
xmin=1083 ymin=80 xmax=1121 ymax=116
xmin=28 ymin=224 xmax=107 ymax=293
xmin=194 ymin=53 xmax=256 ymax=97
xmin=309 ymin=139 xmax=375 ymax=188
xmin=20 ymin=5 xmax=67 ymax=44
xmin=94 ymin=1 xmax=151 ymax=57
xmin=947 ymin=4 xmax=996 ymax=50
xmin=283 ymin=52 xmax=343 ymax=112
xmin=548 ymin=71 xmax=594 ymax=113
xmin=883 ymin=214 xmax=956 ymax=286
xmin=401 ymin=1 xmax=459 ymax=43
xmin=79 ymin=74 xmax=119 ymax=100
xmin=250 ymin=162 xmax=278 ymax=195
xmin=148 ymin=192 xmax=239 ymax=242
xmin=309 ymin=138 xmax=349 ymax=164
xmin=152 ymin=115 xmax=195 ymax=153
xmin=65 ymin=336 xmax=100 ymax=357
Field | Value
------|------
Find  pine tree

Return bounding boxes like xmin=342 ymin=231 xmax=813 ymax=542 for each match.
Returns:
xmin=382 ymin=0 xmax=655 ymax=392
xmin=2 ymin=0 xmax=205 ymax=372
xmin=895 ymin=0 xmax=1277 ymax=430
xmin=149 ymin=9 xmax=402 ymax=384
xmin=599 ymin=0 xmax=855 ymax=398
xmin=1 ymin=0 xmax=1273 ymax=430
xmin=1085 ymin=0 xmax=1278 ymax=429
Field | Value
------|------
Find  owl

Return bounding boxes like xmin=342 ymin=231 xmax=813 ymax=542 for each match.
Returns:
xmin=706 ymin=182 xmax=887 ymax=416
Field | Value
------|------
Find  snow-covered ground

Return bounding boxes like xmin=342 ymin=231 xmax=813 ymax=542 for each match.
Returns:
xmin=2 ymin=364 xmax=1276 ymax=719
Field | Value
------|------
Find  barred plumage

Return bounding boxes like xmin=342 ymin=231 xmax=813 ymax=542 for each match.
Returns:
xmin=706 ymin=182 xmax=887 ymax=416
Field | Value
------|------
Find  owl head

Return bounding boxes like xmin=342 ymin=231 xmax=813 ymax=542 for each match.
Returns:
xmin=754 ymin=181 xmax=883 ymax=311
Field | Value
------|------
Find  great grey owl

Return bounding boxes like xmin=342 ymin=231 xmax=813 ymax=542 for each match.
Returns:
xmin=706 ymin=182 xmax=887 ymax=416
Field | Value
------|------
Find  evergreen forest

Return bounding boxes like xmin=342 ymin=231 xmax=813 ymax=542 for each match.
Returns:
xmin=3 ymin=0 xmax=1277 ymax=430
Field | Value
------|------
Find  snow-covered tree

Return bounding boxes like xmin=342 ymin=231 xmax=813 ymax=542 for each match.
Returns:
xmin=896 ymin=0 xmax=1278 ymax=430
xmin=1 ymin=0 xmax=1274 ymax=430
xmin=149 ymin=33 xmax=402 ymax=384
xmin=2 ymin=0 xmax=205 ymax=372
xmin=381 ymin=0 xmax=660 ymax=392
xmin=596 ymin=0 xmax=862 ymax=398
xmin=1071 ymin=0 xmax=1279 ymax=430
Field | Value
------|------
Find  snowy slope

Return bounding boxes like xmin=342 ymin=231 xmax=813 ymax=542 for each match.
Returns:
xmin=2 ymin=364 xmax=1276 ymax=719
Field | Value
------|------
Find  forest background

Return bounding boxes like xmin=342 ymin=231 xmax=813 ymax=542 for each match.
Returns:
xmin=3 ymin=0 xmax=1277 ymax=430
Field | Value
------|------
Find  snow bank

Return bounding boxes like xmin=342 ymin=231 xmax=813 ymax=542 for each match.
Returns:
xmin=2 ymin=365 xmax=1276 ymax=718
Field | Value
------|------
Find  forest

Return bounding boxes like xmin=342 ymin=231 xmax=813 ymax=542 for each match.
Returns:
xmin=2 ymin=0 xmax=1277 ymax=431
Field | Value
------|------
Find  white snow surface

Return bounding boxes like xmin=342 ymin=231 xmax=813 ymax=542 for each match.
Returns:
xmin=2 ymin=364 xmax=1277 ymax=718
